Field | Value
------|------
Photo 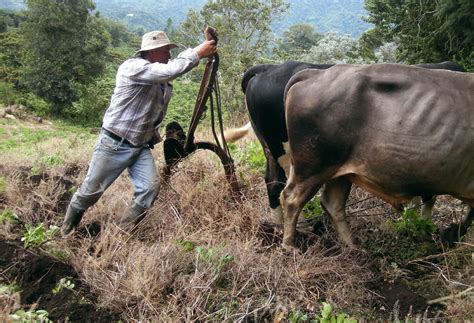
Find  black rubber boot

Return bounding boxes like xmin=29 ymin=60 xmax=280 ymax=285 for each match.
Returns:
xmin=61 ymin=206 xmax=85 ymax=237
xmin=118 ymin=203 xmax=147 ymax=232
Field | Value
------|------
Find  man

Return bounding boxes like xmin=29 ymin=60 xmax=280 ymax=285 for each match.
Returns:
xmin=61 ymin=31 xmax=217 ymax=236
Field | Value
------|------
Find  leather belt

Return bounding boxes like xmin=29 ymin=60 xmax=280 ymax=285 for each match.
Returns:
xmin=102 ymin=128 xmax=140 ymax=148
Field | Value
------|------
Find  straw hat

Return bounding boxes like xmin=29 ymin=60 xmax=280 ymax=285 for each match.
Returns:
xmin=138 ymin=31 xmax=178 ymax=52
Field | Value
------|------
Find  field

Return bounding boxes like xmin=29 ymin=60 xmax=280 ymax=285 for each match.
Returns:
xmin=0 ymin=106 xmax=473 ymax=321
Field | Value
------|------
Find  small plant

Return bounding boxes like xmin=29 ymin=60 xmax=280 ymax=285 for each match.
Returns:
xmin=228 ymin=141 xmax=266 ymax=173
xmin=288 ymin=310 xmax=308 ymax=323
xmin=175 ymin=239 xmax=196 ymax=252
xmin=315 ymin=302 xmax=357 ymax=323
xmin=302 ymin=196 xmax=324 ymax=220
xmin=9 ymin=309 xmax=51 ymax=322
xmin=392 ymin=207 xmax=436 ymax=239
xmin=0 ymin=283 xmax=21 ymax=295
xmin=21 ymin=223 xmax=59 ymax=248
xmin=40 ymin=154 xmax=65 ymax=168
xmin=0 ymin=208 xmax=19 ymax=225
xmin=52 ymin=277 xmax=75 ymax=294
xmin=175 ymin=240 xmax=235 ymax=269
xmin=0 ymin=176 xmax=6 ymax=194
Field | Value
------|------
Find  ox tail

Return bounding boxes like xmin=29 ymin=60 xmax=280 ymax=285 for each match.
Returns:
xmin=241 ymin=64 xmax=276 ymax=93
xmin=222 ymin=121 xmax=253 ymax=143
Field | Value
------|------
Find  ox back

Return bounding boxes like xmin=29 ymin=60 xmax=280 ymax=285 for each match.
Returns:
xmin=280 ymin=64 xmax=473 ymax=248
xmin=242 ymin=60 xmax=465 ymax=223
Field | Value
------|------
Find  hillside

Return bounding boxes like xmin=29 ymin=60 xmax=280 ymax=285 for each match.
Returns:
xmin=0 ymin=0 xmax=371 ymax=37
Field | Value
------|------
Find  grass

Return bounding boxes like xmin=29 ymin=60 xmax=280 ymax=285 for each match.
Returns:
xmin=0 ymin=112 xmax=473 ymax=321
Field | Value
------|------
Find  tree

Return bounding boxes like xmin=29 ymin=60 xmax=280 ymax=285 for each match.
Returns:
xmin=364 ymin=0 xmax=473 ymax=69
xmin=273 ymin=23 xmax=323 ymax=60
xmin=178 ymin=0 xmax=288 ymax=114
xmin=21 ymin=0 xmax=110 ymax=113
xmin=299 ymin=32 xmax=365 ymax=64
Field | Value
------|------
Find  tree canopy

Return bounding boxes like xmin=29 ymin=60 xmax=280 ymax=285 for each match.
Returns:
xmin=21 ymin=0 xmax=110 ymax=112
xmin=364 ymin=0 xmax=473 ymax=69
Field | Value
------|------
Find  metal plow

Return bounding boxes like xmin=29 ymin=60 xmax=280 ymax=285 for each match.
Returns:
xmin=161 ymin=27 xmax=240 ymax=197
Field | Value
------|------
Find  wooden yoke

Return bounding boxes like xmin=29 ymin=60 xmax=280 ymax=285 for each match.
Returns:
xmin=162 ymin=26 xmax=240 ymax=197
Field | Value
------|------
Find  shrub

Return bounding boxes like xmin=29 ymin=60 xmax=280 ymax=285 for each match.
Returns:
xmin=392 ymin=207 xmax=436 ymax=240
xmin=70 ymin=73 xmax=115 ymax=126
xmin=0 ymin=80 xmax=18 ymax=106
xmin=17 ymin=92 xmax=52 ymax=117
xmin=164 ymin=79 xmax=200 ymax=127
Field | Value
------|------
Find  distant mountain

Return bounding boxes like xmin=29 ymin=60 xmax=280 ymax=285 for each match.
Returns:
xmin=0 ymin=0 xmax=371 ymax=37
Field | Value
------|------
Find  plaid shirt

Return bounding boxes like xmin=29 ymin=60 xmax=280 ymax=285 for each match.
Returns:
xmin=102 ymin=48 xmax=200 ymax=146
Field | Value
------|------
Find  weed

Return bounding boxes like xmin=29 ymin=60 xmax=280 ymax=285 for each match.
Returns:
xmin=0 ymin=283 xmax=21 ymax=295
xmin=175 ymin=239 xmax=196 ymax=252
xmin=9 ymin=309 xmax=51 ymax=322
xmin=175 ymin=240 xmax=235 ymax=269
xmin=21 ymin=223 xmax=59 ymax=248
xmin=288 ymin=310 xmax=308 ymax=322
xmin=0 ymin=176 xmax=6 ymax=194
xmin=0 ymin=208 xmax=19 ymax=225
xmin=303 ymin=196 xmax=323 ymax=220
xmin=40 ymin=154 xmax=65 ymax=167
xmin=52 ymin=277 xmax=75 ymax=294
xmin=228 ymin=141 xmax=266 ymax=173
xmin=315 ymin=302 xmax=357 ymax=323
xmin=392 ymin=207 xmax=436 ymax=240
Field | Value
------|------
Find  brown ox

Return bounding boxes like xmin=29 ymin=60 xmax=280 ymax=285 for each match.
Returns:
xmin=281 ymin=64 xmax=473 ymax=249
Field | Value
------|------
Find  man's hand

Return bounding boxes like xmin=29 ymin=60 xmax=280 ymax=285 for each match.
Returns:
xmin=195 ymin=40 xmax=217 ymax=59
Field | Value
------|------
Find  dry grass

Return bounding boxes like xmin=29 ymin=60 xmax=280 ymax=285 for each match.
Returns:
xmin=1 ymin=118 xmax=473 ymax=321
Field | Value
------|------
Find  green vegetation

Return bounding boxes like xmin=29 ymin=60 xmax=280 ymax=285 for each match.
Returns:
xmin=228 ymin=141 xmax=266 ymax=174
xmin=0 ymin=175 xmax=5 ymax=194
xmin=10 ymin=309 xmax=51 ymax=322
xmin=0 ymin=207 xmax=19 ymax=225
xmin=316 ymin=302 xmax=357 ymax=323
xmin=364 ymin=0 xmax=474 ymax=70
xmin=302 ymin=197 xmax=324 ymax=220
xmin=21 ymin=223 xmax=58 ymax=248
xmin=52 ymin=277 xmax=75 ymax=295
xmin=392 ymin=207 xmax=437 ymax=240
xmin=0 ymin=0 xmax=470 ymax=124
xmin=0 ymin=283 xmax=21 ymax=295
xmin=288 ymin=302 xmax=357 ymax=322
xmin=175 ymin=239 xmax=235 ymax=269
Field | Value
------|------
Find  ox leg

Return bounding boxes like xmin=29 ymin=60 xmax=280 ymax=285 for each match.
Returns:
xmin=441 ymin=207 xmax=473 ymax=247
xmin=421 ymin=196 xmax=435 ymax=219
xmin=280 ymin=168 xmax=322 ymax=249
xmin=321 ymin=177 xmax=353 ymax=247
xmin=265 ymin=157 xmax=287 ymax=225
xmin=411 ymin=196 xmax=435 ymax=219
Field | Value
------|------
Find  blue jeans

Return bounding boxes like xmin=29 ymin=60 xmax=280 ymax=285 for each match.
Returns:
xmin=69 ymin=131 xmax=160 ymax=213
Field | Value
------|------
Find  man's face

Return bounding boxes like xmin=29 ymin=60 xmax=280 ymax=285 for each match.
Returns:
xmin=148 ymin=45 xmax=172 ymax=63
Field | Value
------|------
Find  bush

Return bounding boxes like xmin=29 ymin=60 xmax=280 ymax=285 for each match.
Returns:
xmin=0 ymin=80 xmax=17 ymax=106
xmin=392 ymin=207 xmax=436 ymax=240
xmin=164 ymin=79 xmax=200 ymax=128
xmin=71 ymin=73 xmax=115 ymax=126
xmin=17 ymin=92 xmax=52 ymax=117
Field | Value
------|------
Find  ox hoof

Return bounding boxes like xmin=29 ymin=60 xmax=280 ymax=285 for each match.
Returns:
xmin=439 ymin=223 xmax=468 ymax=248
xmin=281 ymin=242 xmax=300 ymax=255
